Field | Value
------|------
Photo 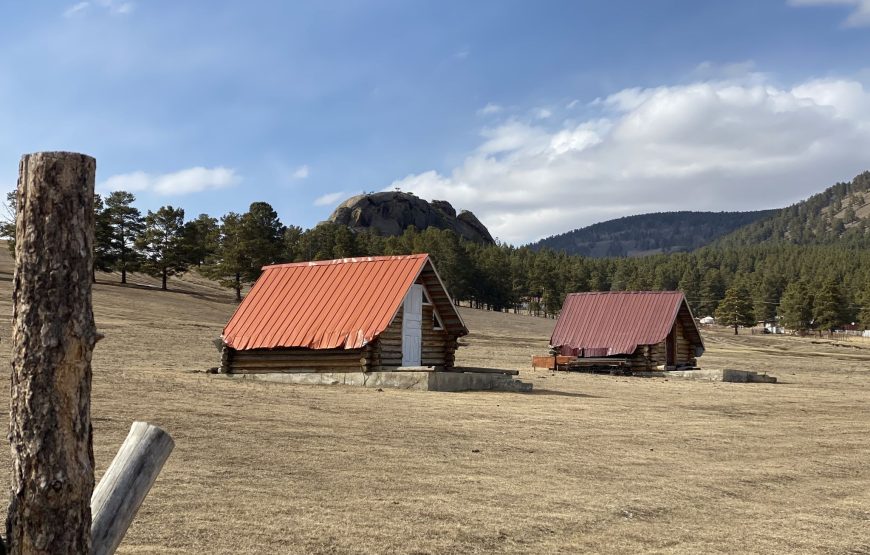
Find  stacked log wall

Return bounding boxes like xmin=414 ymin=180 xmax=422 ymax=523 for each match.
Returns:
xmin=648 ymin=341 xmax=666 ymax=367
xmin=631 ymin=320 xmax=696 ymax=368
xmin=227 ymin=346 xmax=370 ymax=374
xmin=372 ymin=304 xmax=457 ymax=370
xmin=675 ymin=319 xmax=696 ymax=365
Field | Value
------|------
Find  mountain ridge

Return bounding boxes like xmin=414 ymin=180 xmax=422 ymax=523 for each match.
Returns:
xmin=712 ymin=171 xmax=870 ymax=248
xmin=528 ymin=210 xmax=776 ymax=257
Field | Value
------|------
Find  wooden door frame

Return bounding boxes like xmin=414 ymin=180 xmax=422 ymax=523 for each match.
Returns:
xmin=666 ymin=324 xmax=676 ymax=366
xmin=401 ymin=284 xmax=423 ymax=366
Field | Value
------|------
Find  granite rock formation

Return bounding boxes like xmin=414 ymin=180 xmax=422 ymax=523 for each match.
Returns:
xmin=328 ymin=192 xmax=495 ymax=244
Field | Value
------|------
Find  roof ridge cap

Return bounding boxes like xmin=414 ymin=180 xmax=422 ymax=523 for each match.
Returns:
xmin=263 ymin=253 xmax=429 ymax=270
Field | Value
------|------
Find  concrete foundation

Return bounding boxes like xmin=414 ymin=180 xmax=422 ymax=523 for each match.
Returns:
xmin=217 ymin=370 xmax=532 ymax=392
xmin=662 ymin=368 xmax=777 ymax=383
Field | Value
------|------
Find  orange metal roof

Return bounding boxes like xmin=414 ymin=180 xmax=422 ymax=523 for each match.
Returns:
xmin=223 ymin=254 xmax=461 ymax=351
xmin=550 ymin=291 xmax=704 ymax=357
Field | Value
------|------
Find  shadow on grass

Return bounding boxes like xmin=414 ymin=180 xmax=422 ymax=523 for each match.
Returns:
xmin=95 ymin=278 xmax=239 ymax=305
xmin=528 ymin=389 xmax=598 ymax=398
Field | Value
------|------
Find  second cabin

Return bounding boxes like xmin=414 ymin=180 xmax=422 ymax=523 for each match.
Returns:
xmin=219 ymin=254 xmax=468 ymax=374
xmin=548 ymin=291 xmax=704 ymax=371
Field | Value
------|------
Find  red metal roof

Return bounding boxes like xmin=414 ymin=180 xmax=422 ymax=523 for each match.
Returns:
xmin=550 ymin=291 xmax=702 ymax=357
xmin=222 ymin=254 xmax=464 ymax=351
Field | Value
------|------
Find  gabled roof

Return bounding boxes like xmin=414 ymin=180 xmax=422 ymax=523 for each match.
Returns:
xmin=222 ymin=254 xmax=467 ymax=351
xmin=550 ymin=291 xmax=704 ymax=357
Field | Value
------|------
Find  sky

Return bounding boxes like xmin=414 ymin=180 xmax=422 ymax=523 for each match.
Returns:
xmin=2 ymin=1 xmax=870 ymax=245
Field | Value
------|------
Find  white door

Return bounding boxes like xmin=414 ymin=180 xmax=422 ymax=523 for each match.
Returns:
xmin=402 ymin=284 xmax=423 ymax=366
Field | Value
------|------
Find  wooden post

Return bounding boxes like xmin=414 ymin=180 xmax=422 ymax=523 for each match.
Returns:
xmin=91 ymin=422 xmax=174 ymax=555
xmin=6 ymin=152 xmax=98 ymax=554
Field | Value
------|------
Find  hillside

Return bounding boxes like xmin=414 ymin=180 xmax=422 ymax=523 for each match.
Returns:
xmin=529 ymin=210 xmax=775 ymax=257
xmin=714 ymin=171 xmax=870 ymax=247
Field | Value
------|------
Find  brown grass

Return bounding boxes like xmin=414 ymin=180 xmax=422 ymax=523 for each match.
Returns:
xmin=0 ymin=250 xmax=867 ymax=554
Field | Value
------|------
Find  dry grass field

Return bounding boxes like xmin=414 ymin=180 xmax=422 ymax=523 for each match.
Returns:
xmin=0 ymin=249 xmax=868 ymax=554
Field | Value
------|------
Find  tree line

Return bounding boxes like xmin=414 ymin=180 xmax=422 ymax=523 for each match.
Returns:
xmin=2 ymin=190 xmax=869 ymax=331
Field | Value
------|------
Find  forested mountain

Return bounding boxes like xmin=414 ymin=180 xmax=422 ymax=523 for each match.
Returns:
xmin=715 ymin=171 xmax=870 ymax=248
xmin=530 ymin=210 xmax=775 ymax=257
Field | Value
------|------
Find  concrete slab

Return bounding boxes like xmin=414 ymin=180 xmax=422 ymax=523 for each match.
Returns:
xmin=216 ymin=370 xmax=532 ymax=392
xmin=665 ymin=368 xmax=777 ymax=383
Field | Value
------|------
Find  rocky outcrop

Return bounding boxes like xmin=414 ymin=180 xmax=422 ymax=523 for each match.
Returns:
xmin=328 ymin=192 xmax=495 ymax=244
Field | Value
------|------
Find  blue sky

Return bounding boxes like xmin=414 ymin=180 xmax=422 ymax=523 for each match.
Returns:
xmin=2 ymin=0 xmax=870 ymax=244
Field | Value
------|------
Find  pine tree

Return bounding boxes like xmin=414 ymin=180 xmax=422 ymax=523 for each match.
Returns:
xmin=1 ymin=191 xmax=16 ymax=254
xmin=243 ymin=202 xmax=285 ymax=270
xmin=93 ymin=193 xmax=115 ymax=282
xmin=136 ymin=205 xmax=188 ymax=290
xmin=698 ymin=268 xmax=725 ymax=317
xmin=205 ymin=212 xmax=248 ymax=301
xmin=678 ymin=267 xmax=702 ymax=313
xmin=104 ymin=191 xmax=145 ymax=284
xmin=714 ymin=284 xmax=756 ymax=334
xmin=753 ymin=272 xmax=783 ymax=324
xmin=779 ymin=281 xmax=814 ymax=332
xmin=205 ymin=203 xmax=285 ymax=301
xmin=858 ymin=284 xmax=870 ymax=330
xmin=283 ymin=225 xmax=304 ymax=262
xmin=182 ymin=213 xmax=220 ymax=267
xmin=813 ymin=278 xmax=846 ymax=333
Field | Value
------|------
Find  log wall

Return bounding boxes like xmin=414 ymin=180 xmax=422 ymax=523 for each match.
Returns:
xmin=632 ymin=319 xmax=697 ymax=369
xmin=226 ymin=346 xmax=370 ymax=374
xmin=675 ymin=319 xmax=696 ymax=365
xmin=371 ymin=304 xmax=458 ymax=370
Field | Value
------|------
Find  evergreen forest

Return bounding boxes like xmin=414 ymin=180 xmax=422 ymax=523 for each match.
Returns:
xmin=2 ymin=171 xmax=869 ymax=332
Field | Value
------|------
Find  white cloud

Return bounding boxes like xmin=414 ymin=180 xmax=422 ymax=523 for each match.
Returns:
xmin=385 ymin=74 xmax=870 ymax=244
xmin=101 ymin=171 xmax=151 ymax=192
xmin=100 ymin=166 xmax=240 ymax=195
xmin=314 ymin=191 xmax=345 ymax=207
xmin=64 ymin=0 xmax=134 ymax=17
xmin=477 ymin=103 xmax=502 ymax=116
xmin=534 ymin=107 xmax=553 ymax=119
xmin=113 ymin=2 xmax=134 ymax=14
xmin=566 ymin=99 xmax=580 ymax=109
xmin=788 ymin=0 xmax=870 ymax=26
xmin=454 ymin=48 xmax=470 ymax=60
xmin=64 ymin=2 xmax=90 ymax=17
xmin=291 ymin=164 xmax=310 ymax=179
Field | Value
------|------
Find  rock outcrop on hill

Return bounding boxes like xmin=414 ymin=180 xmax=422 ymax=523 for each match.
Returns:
xmin=328 ymin=192 xmax=495 ymax=244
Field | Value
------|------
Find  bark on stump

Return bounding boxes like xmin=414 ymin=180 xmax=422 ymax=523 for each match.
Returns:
xmin=6 ymin=152 xmax=97 ymax=554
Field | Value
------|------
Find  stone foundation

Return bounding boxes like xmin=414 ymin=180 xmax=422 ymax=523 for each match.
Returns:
xmin=217 ymin=370 xmax=532 ymax=392
xmin=659 ymin=368 xmax=777 ymax=383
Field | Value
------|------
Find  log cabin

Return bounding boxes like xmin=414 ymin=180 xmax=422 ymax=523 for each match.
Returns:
xmin=549 ymin=291 xmax=704 ymax=371
xmin=219 ymin=254 xmax=468 ymax=374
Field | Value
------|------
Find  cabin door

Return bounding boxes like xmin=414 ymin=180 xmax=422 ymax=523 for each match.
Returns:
xmin=666 ymin=325 xmax=676 ymax=367
xmin=402 ymin=284 xmax=423 ymax=366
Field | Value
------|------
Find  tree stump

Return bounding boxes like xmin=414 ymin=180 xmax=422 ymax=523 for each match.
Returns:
xmin=6 ymin=152 xmax=97 ymax=554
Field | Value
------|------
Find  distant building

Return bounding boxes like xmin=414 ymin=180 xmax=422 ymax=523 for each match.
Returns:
xmin=549 ymin=291 xmax=704 ymax=370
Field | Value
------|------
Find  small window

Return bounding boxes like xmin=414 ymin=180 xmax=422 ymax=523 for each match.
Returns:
xmin=421 ymin=286 xmax=443 ymax=329
xmin=432 ymin=309 xmax=444 ymax=330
